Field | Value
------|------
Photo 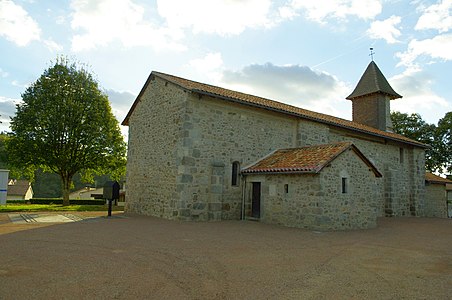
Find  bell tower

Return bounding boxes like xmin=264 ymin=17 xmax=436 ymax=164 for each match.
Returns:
xmin=346 ymin=61 xmax=402 ymax=132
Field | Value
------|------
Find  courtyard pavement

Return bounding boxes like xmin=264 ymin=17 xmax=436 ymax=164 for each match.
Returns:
xmin=0 ymin=212 xmax=450 ymax=299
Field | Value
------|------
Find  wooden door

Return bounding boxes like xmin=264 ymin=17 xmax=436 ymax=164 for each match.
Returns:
xmin=251 ymin=182 xmax=261 ymax=218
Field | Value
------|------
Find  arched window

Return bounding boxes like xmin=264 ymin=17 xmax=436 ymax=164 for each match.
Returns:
xmin=231 ymin=161 xmax=240 ymax=186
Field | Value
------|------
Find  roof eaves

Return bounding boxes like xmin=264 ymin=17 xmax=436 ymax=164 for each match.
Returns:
xmin=241 ymin=148 xmax=279 ymax=173
xmin=241 ymin=169 xmax=318 ymax=175
xmin=425 ymin=178 xmax=452 ymax=185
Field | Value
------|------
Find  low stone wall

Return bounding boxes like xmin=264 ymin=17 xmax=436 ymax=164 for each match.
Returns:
xmin=424 ymin=184 xmax=448 ymax=218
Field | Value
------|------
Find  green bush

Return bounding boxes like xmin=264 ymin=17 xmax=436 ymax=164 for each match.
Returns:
xmin=30 ymin=198 xmax=106 ymax=205
xmin=6 ymin=200 xmax=28 ymax=204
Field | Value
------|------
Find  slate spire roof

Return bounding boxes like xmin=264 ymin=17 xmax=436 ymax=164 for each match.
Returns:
xmin=346 ymin=61 xmax=402 ymax=100
xmin=241 ymin=142 xmax=382 ymax=177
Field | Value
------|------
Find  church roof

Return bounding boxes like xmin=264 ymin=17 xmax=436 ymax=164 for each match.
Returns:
xmin=122 ymin=71 xmax=426 ymax=148
xmin=241 ymin=142 xmax=382 ymax=177
xmin=346 ymin=61 xmax=402 ymax=100
xmin=425 ymin=172 xmax=452 ymax=185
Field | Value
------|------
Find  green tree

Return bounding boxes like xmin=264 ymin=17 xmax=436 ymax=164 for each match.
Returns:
xmin=8 ymin=58 xmax=126 ymax=205
xmin=0 ymin=132 xmax=35 ymax=180
xmin=391 ymin=111 xmax=439 ymax=172
xmin=436 ymin=112 xmax=452 ymax=173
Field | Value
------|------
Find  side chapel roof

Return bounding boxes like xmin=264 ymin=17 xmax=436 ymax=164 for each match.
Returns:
xmin=122 ymin=71 xmax=425 ymax=148
xmin=346 ymin=61 xmax=402 ymax=100
xmin=241 ymin=142 xmax=382 ymax=177
xmin=425 ymin=172 xmax=452 ymax=185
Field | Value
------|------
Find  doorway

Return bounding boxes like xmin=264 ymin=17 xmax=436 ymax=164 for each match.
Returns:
xmin=251 ymin=182 xmax=261 ymax=218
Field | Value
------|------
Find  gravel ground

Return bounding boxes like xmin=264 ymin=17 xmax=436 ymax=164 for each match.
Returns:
xmin=0 ymin=213 xmax=450 ymax=299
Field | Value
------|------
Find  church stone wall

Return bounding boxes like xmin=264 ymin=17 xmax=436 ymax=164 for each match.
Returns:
xmin=125 ymin=77 xmax=186 ymax=218
xmin=244 ymin=149 xmax=379 ymax=230
xmin=424 ymin=184 xmax=448 ymax=218
xmin=319 ymin=149 xmax=379 ymax=229
xmin=296 ymin=120 xmax=330 ymax=146
xmin=244 ymin=174 xmax=321 ymax=228
xmin=175 ymin=94 xmax=297 ymax=221
xmin=327 ymin=134 xmax=425 ymax=217
xmin=125 ymin=79 xmax=426 ymax=226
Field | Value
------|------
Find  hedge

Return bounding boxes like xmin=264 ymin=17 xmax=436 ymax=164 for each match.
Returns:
xmin=29 ymin=198 xmax=106 ymax=205
xmin=6 ymin=200 xmax=28 ymax=204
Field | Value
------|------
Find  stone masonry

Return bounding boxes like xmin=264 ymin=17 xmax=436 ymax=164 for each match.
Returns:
xmin=123 ymin=69 xmax=426 ymax=230
xmin=424 ymin=183 xmax=448 ymax=218
xmin=243 ymin=148 xmax=380 ymax=230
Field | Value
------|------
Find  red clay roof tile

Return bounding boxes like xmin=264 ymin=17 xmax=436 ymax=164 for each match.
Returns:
xmin=242 ymin=142 xmax=382 ymax=177
xmin=425 ymin=172 xmax=452 ymax=185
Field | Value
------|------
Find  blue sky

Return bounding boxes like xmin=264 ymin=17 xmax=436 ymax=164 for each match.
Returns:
xmin=1 ymin=0 xmax=451 ymax=138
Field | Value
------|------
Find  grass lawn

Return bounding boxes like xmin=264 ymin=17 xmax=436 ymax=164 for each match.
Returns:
xmin=0 ymin=204 xmax=124 ymax=213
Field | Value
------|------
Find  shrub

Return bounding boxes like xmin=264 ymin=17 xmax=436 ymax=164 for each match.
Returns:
xmin=6 ymin=200 xmax=28 ymax=204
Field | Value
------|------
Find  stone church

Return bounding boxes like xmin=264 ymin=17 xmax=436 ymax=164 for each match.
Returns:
xmin=122 ymin=61 xmax=427 ymax=230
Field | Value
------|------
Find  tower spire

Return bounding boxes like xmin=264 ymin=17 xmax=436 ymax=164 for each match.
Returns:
xmin=346 ymin=61 xmax=402 ymax=132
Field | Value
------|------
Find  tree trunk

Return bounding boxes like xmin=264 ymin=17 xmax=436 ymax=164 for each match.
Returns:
xmin=61 ymin=176 xmax=71 ymax=206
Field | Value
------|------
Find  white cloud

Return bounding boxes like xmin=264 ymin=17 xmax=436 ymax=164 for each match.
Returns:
xmin=0 ymin=96 xmax=19 ymax=131
xmin=390 ymin=68 xmax=452 ymax=123
xmin=278 ymin=6 xmax=298 ymax=20
xmin=70 ymin=0 xmax=186 ymax=52
xmin=0 ymin=0 xmax=41 ymax=46
xmin=280 ymin=0 xmax=382 ymax=24
xmin=106 ymin=89 xmax=135 ymax=121
xmin=187 ymin=53 xmax=224 ymax=82
xmin=11 ymin=80 xmax=29 ymax=88
xmin=415 ymin=0 xmax=452 ymax=33
xmin=44 ymin=39 xmax=63 ymax=52
xmin=0 ymin=68 xmax=8 ymax=78
xmin=367 ymin=15 xmax=402 ymax=44
xmin=56 ymin=15 xmax=66 ymax=25
xmin=157 ymin=0 xmax=274 ymax=35
xmin=106 ymin=89 xmax=136 ymax=139
xmin=396 ymin=34 xmax=452 ymax=67
xmin=220 ymin=63 xmax=351 ymax=119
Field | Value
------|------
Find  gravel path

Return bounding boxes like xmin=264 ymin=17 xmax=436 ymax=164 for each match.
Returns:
xmin=0 ymin=213 xmax=450 ymax=299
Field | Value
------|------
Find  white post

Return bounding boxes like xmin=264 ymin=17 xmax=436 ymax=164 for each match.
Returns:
xmin=0 ymin=170 xmax=9 ymax=205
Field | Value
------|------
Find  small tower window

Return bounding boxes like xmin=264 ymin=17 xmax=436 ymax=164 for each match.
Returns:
xmin=231 ymin=161 xmax=240 ymax=186
xmin=399 ymin=148 xmax=404 ymax=164
xmin=341 ymin=177 xmax=348 ymax=194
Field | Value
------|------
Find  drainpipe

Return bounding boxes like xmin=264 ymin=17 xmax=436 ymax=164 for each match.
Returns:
xmin=241 ymin=174 xmax=246 ymax=220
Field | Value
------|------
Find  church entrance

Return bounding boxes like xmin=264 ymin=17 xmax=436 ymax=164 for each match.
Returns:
xmin=251 ymin=182 xmax=261 ymax=218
